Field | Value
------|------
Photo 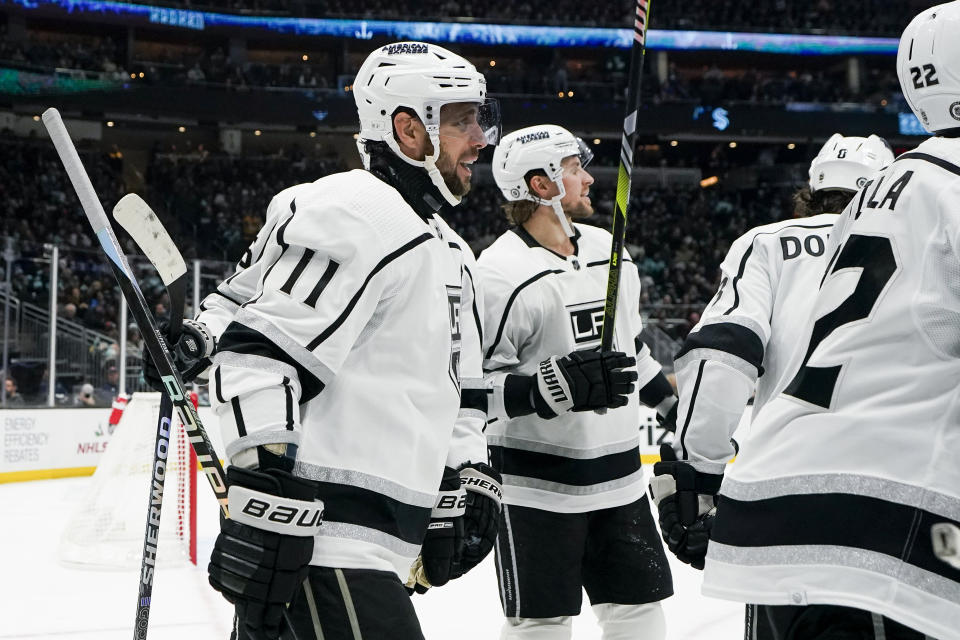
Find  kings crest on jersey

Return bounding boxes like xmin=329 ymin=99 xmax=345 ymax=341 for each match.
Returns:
xmin=202 ymin=168 xmax=487 ymax=581
xmin=477 ymin=223 xmax=663 ymax=513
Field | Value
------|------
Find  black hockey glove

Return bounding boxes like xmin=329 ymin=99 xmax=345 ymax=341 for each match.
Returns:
xmin=407 ymin=466 xmax=465 ymax=595
xmin=648 ymin=444 xmax=723 ymax=570
xmin=532 ymin=349 xmax=638 ymax=419
xmin=208 ymin=466 xmax=324 ymax=639
xmin=143 ymin=318 xmax=215 ymax=392
xmin=656 ymin=398 xmax=678 ymax=433
xmin=454 ymin=462 xmax=502 ymax=579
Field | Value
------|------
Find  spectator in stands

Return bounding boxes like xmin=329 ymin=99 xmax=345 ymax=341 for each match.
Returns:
xmin=4 ymin=377 xmax=25 ymax=406
xmin=76 ymin=383 xmax=97 ymax=407
xmin=95 ymin=362 xmax=120 ymax=407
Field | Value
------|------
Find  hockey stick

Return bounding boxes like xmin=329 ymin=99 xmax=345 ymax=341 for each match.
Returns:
xmin=42 ymin=113 xmax=229 ymax=636
xmin=112 ymin=193 xmax=187 ymax=639
xmin=41 ymin=109 xmax=226 ymax=511
xmin=113 ymin=194 xmax=303 ymax=640
xmin=599 ymin=0 xmax=652 ymax=352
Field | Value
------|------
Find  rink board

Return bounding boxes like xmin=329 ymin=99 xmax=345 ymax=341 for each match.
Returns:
xmin=0 ymin=406 xmax=707 ymax=482
xmin=0 ymin=405 xmax=222 ymax=483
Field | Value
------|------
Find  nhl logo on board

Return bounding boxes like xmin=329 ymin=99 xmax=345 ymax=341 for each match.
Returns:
xmin=856 ymin=177 xmax=867 ymax=188
xmin=950 ymin=102 xmax=960 ymax=122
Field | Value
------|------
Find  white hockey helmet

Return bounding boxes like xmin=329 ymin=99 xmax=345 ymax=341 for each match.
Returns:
xmin=897 ymin=2 xmax=960 ymax=134
xmin=492 ymin=124 xmax=594 ymax=236
xmin=353 ymin=42 xmax=501 ymax=206
xmin=808 ymin=133 xmax=894 ymax=193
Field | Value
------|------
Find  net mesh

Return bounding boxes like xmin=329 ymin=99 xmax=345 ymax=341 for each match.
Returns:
xmin=59 ymin=392 xmax=196 ymax=570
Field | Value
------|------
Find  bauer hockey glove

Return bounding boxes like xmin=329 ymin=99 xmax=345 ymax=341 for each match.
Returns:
xmin=532 ymin=349 xmax=638 ymax=418
xmin=143 ymin=318 xmax=215 ymax=391
xmin=648 ymin=444 xmax=723 ymax=570
xmin=407 ymin=467 xmax=466 ymax=594
xmin=208 ymin=466 xmax=324 ymax=639
xmin=454 ymin=462 xmax=503 ymax=578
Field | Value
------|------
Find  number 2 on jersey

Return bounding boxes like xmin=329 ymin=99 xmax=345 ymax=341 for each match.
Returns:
xmin=783 ymin=234 xmax=898 ymax=409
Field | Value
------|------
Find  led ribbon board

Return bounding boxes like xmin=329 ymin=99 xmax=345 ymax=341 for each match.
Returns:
xmin=4 ymin=0 xmax=899 ymax=54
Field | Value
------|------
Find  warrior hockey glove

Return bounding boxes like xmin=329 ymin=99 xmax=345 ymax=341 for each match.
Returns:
xmin=208 ymin=466 xmax=323 ymax=639
xmin=407 ymin=467 xmax=466 ymax=594
xmin=648 ymin=444 xmax=723 ymax=570
xmin=533 ymin=349 xmax=638 ymax=419
xmin=143 ymin=318 xmax=215 ymax=391
xmin=454 ymin=462 xmax=502 ymax=579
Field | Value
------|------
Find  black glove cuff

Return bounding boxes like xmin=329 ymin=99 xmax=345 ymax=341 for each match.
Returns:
xmin=638 ymin=371 xmax=674 ymax=409
xmin=503 ymin=374 xmax=537 ymax=418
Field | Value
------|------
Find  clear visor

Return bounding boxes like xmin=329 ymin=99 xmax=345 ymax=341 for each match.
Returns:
xmin=438 ymin=98 xmax=501 ymax=146
xmin=576 ymin=137 xmax=594 ymax=168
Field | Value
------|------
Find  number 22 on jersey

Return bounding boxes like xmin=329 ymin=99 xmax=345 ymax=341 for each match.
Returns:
xmin=783 ymin=234 xmax=900 ymax=409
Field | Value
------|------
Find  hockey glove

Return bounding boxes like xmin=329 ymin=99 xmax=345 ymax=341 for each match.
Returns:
xmin=656 ymin=398 xmax=679 ymax=433
xmin=648 ymin=444 xmax=723 ymax=570
xmin=454 ymin=462 xmax=503 ymax=578
xmin=407 ymin=466 xmax=466 ymax=594
xmin=208 ymin=466 xmax=324 ymax=639
xmin=143 ymin=318 xmax=215 ymax=391
xmin=533 ymin=349 xmax=638 ymax=419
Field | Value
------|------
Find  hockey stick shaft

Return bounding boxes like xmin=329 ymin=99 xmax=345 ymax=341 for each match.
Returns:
xmin=41 ymin=109 xmax=228 ymax=515
xmin=599 ymin=0 xmax=652 ymax=351
xmin=129 ymin=242 xmax=187 ymax=640
xmin=133 ymin=392 xmax=174 ymax=640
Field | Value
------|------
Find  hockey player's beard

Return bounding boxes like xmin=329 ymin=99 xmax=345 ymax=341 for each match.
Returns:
xmin=435 ymin=150 xmax=472 ymax=197
xmin=565 ymin=198 xmax=594 ymax=219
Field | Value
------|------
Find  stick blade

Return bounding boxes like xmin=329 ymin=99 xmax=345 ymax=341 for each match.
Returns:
xmin=113 ymin=194 xmax=187 ymax=286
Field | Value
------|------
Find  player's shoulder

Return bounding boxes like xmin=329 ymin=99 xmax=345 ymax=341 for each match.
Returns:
xmin=572 ymin=221 xmax=612 ymax=246
xmin=433 ymin=216 xmax=477 ymax=263
xmin=890 ymin=137 xmax=960 ymax=201
xmin=732 ymin=214 xmax=837 ymax=255
xmin=284 ymin=170 xmax=428 ymax=248
xmin=476 ymin=230 xmax=545 ymax=288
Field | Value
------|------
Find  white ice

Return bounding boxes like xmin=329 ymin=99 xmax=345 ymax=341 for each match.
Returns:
xmin=0 ymin=475 xmax=742 ymax=639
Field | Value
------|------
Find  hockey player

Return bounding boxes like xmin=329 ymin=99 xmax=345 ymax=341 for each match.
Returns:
xmin=649 ymin=132 xmax=893 ymax=567
xmin=143 ymin=42 xmax=504 ymax=639
xmin=650 ymin=4 xmax=960 ymax=639
xmin=479 ymin=125 xmax=675 ymax=640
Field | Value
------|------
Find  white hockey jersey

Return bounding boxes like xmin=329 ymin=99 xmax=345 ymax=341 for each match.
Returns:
xmin=477 ymin=223 xmax=664 ymax=513
xmin=672 ymin=214 xmax=836 ymax=474
xmin=204 ymin=169 xmax=487 ymax=580
xmin=702 ymin=137 xmax=960 ymax=640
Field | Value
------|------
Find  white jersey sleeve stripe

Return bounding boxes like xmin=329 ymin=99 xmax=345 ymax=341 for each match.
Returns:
xmin=306 ymin=232 xmax=433 ymax=350
xmin=484 ymin=268 xmax=563 ymax=361
xmin=677 ymin=360 xmax=706 ymax=460
xmin=463 ymin=263 xmax=483 ymax=337
xmin=675 ymin=321 xmax=765 ymax=378
xmin=230 ymin=307 xmax=335 ymax=391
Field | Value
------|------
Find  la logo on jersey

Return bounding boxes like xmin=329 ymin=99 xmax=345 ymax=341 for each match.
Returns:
xmin=567 ymin=299 xmax=605 ymax=347
xmin=447 ymin=285 xmax=462 ymax=391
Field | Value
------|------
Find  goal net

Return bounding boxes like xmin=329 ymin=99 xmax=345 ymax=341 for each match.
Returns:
xmin=59 ymin=392 xmax=197 ymax=569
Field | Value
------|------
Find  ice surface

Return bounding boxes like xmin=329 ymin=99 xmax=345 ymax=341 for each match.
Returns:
xmin=0 ymin=475 xmax=742 ymax=639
